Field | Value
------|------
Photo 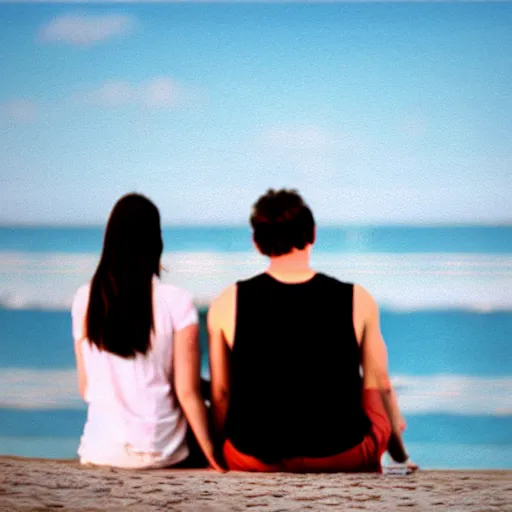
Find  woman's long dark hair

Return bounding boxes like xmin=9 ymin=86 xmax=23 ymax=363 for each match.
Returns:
xmin=86 ymin=193 xmax=163 ymax=358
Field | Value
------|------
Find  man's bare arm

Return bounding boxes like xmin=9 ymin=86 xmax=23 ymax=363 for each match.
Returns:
xmin=357 ymin=285 xmax=409 ymax=463
xmin=207 ymin=286 xmax=234 ymax=442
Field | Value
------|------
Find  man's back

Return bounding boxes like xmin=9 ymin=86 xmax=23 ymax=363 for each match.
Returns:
xmin=207 ymin=188 xmax=413 ymax=472
xmin=224 ymin=272 xmax=371 ymax=463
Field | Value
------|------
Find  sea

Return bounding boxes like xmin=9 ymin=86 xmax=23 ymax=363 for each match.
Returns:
xmin=0 ymin=225 xmax=511 ymax=469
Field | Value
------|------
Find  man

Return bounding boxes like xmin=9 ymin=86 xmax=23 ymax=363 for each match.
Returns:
xmin=208 ymin=189 xmax=415 ymax=472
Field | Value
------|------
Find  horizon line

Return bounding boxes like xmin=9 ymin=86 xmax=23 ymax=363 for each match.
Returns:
xmin=1 ymin=221 xmax=512 ymax=228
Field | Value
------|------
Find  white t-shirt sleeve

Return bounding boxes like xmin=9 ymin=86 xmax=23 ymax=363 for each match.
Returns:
xmin=170 ymin=289 xmax=199 ymax=331
xmin=71 ymin=285 xmax=89 ymax=342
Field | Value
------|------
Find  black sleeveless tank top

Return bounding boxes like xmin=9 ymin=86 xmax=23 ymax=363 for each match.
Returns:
xmin=224 ymin=272 xmax=371 ymax=463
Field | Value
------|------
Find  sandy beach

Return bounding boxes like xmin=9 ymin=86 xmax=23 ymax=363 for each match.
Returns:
xmin=0 ymin=457 xmax=510 ymax=511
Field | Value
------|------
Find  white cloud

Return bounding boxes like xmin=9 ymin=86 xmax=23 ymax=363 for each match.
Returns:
xmin=78 ymin=77 xmax=185 ymax=110
xmin=39 ymin=13 xmax=133 ymax=46
xmin=142 ymin=77 xmax=179 ymax=108
xmin=250 ymin=122 xmax=512 ymax=201
xmin=254 ymin=124 xmax=368 ymax=187
xmin=1 ymin=99 xmax=38 ymax=123
xmin=89 ymin=80 xmax=134 ymax=107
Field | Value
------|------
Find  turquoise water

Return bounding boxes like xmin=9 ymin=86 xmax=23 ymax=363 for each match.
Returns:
xmin=1 ymin=225 xmax=511 ymax=253
xmin=1 ymin=308 xmax=511 ymax=376
xmin=0 ymin=225 xmax=511 ymax=468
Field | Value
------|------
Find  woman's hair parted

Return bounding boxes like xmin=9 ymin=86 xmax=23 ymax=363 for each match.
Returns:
xmin=250 ymin=188 xmax=315 ymax=257
xmin=86 ymin=193 xmax=163 ymax=358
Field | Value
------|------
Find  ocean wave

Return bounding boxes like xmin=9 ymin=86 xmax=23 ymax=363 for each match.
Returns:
xmin=1 ymin=251 xmax=512 ymax=311
xmin=0 ymin=369 xmax=510 ymax=415
xmin=390 ymin=375 xmax=512 ymax=416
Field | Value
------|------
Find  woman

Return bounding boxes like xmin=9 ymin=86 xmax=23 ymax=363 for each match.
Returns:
xmin=71 ymin=193 xmax=222 ymax=470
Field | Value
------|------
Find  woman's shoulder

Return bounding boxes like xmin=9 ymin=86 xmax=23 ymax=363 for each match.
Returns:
xmin=154 ymin=279 xmax=198 ymax=329
xmin=153 ymin=279 xmax=194 ymax=306
xmin=72 ymin=283 xmax=91 ymax=310
xmin=71 ymin=283 xmax=91 ymax=340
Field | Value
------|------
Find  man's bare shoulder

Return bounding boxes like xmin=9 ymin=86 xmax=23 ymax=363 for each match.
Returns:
xmin=353 ymin=283 xmax=379 ymax=317
xmin=208 ymin=284 xmax=237 ymax=326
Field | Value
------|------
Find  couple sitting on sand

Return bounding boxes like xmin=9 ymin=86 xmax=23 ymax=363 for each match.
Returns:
xmin=72 ymin=189 xmax=417 ymax=473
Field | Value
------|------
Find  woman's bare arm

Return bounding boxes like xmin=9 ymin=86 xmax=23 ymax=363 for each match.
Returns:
xmin=207 ymin=287 xmax=233 ymax=443
xmin=173 ymin=323 xmax=224 ymax=471
xmin=74 ymin=340 xmax=87 ymax=400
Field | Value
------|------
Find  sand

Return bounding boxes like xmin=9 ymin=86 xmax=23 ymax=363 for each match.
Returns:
xmin=0 ymin=456 xmax=510 ymax=511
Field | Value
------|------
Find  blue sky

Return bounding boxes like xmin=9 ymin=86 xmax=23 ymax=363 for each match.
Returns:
xmin=1 ymin=2 xmax=511 ymax=225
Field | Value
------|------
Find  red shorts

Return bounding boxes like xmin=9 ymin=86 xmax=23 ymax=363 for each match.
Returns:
xmin=223 ymin=388 xmax=391 ymax=473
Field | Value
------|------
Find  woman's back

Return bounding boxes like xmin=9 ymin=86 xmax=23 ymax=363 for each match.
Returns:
xmin=72 ymin=277 xmax=197 ymax=467
xmin=71 ymin=193 xmax=222 ymax=471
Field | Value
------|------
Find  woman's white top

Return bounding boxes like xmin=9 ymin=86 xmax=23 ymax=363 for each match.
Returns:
xmin=71 ymin=276 xmax=198 ymax=468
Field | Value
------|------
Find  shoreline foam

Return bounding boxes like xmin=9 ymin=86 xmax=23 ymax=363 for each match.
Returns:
xmin=2 ymin=251 xmax=512 ymax=312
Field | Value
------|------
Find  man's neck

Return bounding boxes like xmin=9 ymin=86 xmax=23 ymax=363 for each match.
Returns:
xmin=266 ymin=247 xmax=315 ymax=283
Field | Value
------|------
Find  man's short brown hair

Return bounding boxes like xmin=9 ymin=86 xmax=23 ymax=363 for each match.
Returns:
xmin=250 ymin=189 xmax=315 ymax=257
